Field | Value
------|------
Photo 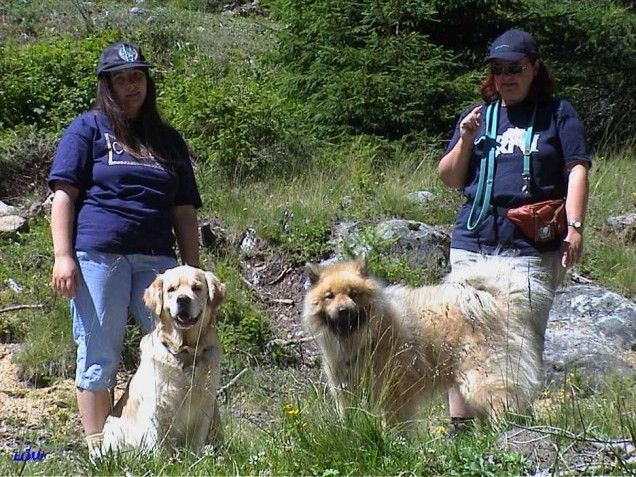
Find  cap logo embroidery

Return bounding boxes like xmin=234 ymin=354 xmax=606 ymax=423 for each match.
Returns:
xmin=118 ymin=45 xmax=138 ymax=63
xmin=494 ymin=44 xmax=510 ymax=50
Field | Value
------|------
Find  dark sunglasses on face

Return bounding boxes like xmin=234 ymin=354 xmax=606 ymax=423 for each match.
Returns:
xmin=490 ymin=62 xmax=528 ymax=75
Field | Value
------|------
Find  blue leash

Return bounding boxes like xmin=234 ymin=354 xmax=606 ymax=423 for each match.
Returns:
xmin=467 ymin=101 xmax=499 ymax=231
xmin=466 ymin=101 xmax=537 ymax=231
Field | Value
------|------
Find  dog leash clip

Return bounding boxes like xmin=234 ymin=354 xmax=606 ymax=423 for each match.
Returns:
xmin=521 ymin=173 xmax=531 ymax=195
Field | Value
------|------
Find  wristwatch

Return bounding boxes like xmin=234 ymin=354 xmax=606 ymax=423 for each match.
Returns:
xmin=568 ymin=219 xmax=583 ymax=230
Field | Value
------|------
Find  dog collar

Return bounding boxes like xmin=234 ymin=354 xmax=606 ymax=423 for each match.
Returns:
xmin=161 ymin=340 xmax=218 ymax=368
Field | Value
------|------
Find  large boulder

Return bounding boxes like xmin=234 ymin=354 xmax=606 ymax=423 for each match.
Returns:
xmin=544 ymin=284 xmax=636 ymax=388
xmin=332 ymin=219 xmax=450 ymax=276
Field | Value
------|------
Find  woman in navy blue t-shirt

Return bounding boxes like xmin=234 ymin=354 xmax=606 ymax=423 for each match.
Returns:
xmin=439 ymin=29 xmax=590 ymax=432
xmin=49 ymin=42 xmax=202 ymax=456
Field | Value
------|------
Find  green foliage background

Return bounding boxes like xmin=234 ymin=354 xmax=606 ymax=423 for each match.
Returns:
xmin=268 ymin=0 xmax=636 ymax=144
xmin=1 ymin=0 xmax=634 ymax=183
xmin=0 ymin=1 xmax=635 ymax=475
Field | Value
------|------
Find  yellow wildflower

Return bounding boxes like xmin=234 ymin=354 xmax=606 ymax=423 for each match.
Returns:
xmin=283 ymin=403 xmax=300 ymax=417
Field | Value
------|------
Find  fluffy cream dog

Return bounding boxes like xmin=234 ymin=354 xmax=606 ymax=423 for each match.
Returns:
xmin=102 ymin=265 xmax=225 ymax=453
xmin=303 ymin=255 xmax=551 ymax=427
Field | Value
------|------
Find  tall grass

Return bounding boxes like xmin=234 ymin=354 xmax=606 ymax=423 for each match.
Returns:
xmin=581 ymin=147 xmax=636 ymax=296
xmin=2 ymin=369 xmax=633 ymax=475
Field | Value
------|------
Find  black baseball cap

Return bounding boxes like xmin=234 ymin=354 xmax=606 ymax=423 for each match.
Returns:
xmin=97 ymin=42 xmax=150 ymax=76
xmin=484 ymin=29 xmax=539 ymax=63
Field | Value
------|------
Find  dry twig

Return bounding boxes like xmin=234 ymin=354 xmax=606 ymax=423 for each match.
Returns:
xmin=217 ymin=367 xmax=248 ymax=397
xmin=267 ymin=267 xmax=293 ymax=286
xmin=0 ymin=304 xmax=44 ymax=314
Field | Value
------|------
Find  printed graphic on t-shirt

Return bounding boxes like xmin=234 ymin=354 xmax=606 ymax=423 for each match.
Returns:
xmin=496 ymin=127 xmax=539 ymax=156
xmin=104 ymin=133 xmax=163 ymax=169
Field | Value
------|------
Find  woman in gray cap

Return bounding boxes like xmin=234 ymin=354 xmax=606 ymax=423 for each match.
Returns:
xmin=48 ymin=42 xmax=202 ymax=457
xmin=438 ymin=29 xmax=590 ymax=432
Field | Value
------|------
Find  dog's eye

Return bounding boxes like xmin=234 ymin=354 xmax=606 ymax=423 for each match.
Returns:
xmin=349 ymin=289 xmax=358 ymax=298
xmin=324 ymin=291 xmax=334 ymax=300
xmin=167 ymin=286 xmax=176 ymax=293
xmin=192 ymin=284 xmax=202 ymax=292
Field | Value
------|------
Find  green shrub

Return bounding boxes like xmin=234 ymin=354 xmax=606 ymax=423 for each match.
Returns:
xmin=0 ymin=34 xmax=115 ymax=131
xmin=269 ymin=0 xmax=636 ymax=146
xmin=0 ymin=125 xmax=56 ymax=201
xmin=269 ymin=0 xmax=474 ymax=139
xmin=211 ymin=259 xmax=272 ymax=361
xmin=161 ymin=63 xmax=310 ymax=179
xmin=262 ymin=213 xmax=332 ymax=265
xmin=13 ymin=301 xmax=75 ymax=387
xmin=163 ymin=0 xmax=225 ymax=12
xmin=522 ymin=0 xmax=636 ymax=145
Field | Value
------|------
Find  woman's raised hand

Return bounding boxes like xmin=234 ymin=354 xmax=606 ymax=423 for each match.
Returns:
xmin=459 ymin=105 xmax=483 ymax=141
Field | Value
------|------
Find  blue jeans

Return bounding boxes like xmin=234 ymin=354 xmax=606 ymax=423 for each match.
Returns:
xmin=71 ymin=251 xmax=178 ymax=391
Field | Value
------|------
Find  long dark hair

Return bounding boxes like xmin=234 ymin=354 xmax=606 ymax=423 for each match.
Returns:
xmin=480 ymin=57 xmax=556 ymax=104
xmin=94 ymin=70 xmax=180 ymax=164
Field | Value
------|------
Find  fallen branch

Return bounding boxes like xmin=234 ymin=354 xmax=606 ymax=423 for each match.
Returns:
xmin=266 ymin=336 xmax=314 ymax=349
xmin=512 ymin=423 xmax=634 ymax=447
xmin=267 ymin=267 xmax=293 ymax=286
xmin=269 ymin=298 xmax=294 ymax=306
xmin=216 ymin=367 xmax=248 ymax=397
xmin=239 ymin=275 xmax=295 ymax=305
xmin=239 ymin=274 xmax=257 ymax=289
xmin=0 ymin=304 xmax=44 ymax=314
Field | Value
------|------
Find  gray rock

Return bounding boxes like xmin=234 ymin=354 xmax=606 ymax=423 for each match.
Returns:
xmin=240 ymin=227 xmax=257 ymax=255
xmin=405 ymin=191 xmax=434 ymax=204
xmin=544 ymin=284 xmax=636 ymax=387
xmin=0 ymin=215 xmax=28 ymax=236
xmin=605 ymin=211 xmax=636 ymax=229
xmin=331 ymin=219 xmax=450 ymax=276
xmin=0 ymin=201 xmax=18 ymax=217
xmin=375 ymin=219 xmax=450 ymax=273
xmin=331 ymin=221 xmax=369 ymax=259
xmin=605 ymin=211 xmax=636 ymax=243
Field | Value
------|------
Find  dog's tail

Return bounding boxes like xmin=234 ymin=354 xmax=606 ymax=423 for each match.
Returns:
xmin=445 ymin=255 xmax=553 ymax=415
xmin=445 ymin=254 xmax=551 ymax=330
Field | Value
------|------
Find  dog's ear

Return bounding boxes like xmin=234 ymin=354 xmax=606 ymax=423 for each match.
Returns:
xmin=305 ymin=263 xmax=321 ymax=285
xmin=205 ymin=271 xmax=226 ymax=309
xmin=144 ymin=274 xmax=164 ymax=317
xmin=354 ymin=254 xmax=368 ymax=277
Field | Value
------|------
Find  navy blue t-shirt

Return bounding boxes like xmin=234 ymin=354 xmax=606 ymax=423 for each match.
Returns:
xmin=49 ymin=110 xmax=202 ymax=256
xmin=443 ymin=98 xmax=590 ymax=255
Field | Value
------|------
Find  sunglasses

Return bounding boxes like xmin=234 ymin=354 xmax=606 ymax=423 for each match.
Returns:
xmin=490 ymin=62 xmax=529 ymax=76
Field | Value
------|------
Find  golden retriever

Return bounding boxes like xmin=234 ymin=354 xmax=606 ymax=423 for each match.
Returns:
xmin=102 ymin=265 xmax=225 ymax=453
xmin=302 ymin=255 xmax=551 ymax=429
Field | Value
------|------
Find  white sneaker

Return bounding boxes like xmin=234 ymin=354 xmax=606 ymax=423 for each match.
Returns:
xmin=85 ymin=432 xmax=104 ymax=465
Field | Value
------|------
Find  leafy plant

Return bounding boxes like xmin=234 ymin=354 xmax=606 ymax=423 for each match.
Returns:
xmin=0 ymin=34 xmax=115 ymax=131
xmin=211 ymin=259 xmax=272 ymax=363
xmin=269 ymin=0 xmax=474 ymax=139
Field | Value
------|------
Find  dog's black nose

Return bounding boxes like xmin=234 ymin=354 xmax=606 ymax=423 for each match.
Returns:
xmin=176 ymin=295 xmax=191 ymax=306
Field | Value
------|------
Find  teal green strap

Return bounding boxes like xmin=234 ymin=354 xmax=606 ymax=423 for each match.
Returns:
xmin=521 ymin=103 xmax=538 ymax=195
xmin=467 ymin=101 xmax=499 ymax=231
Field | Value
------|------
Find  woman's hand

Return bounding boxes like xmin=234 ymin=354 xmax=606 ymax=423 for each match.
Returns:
xmin=438 ymin=105 xmax=484 ymax=188
xmin=50 ymin=183 xmax=80 ymax=298
xmin=52 ymin=254 xmax=80 ymax=298
xmin=459 ymin=105 xmax=483 ymax=141
xmin=561 ymin=163 xmax=589 ymax=268
xmin=560 ymin=229 xmax=583 ymax=268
